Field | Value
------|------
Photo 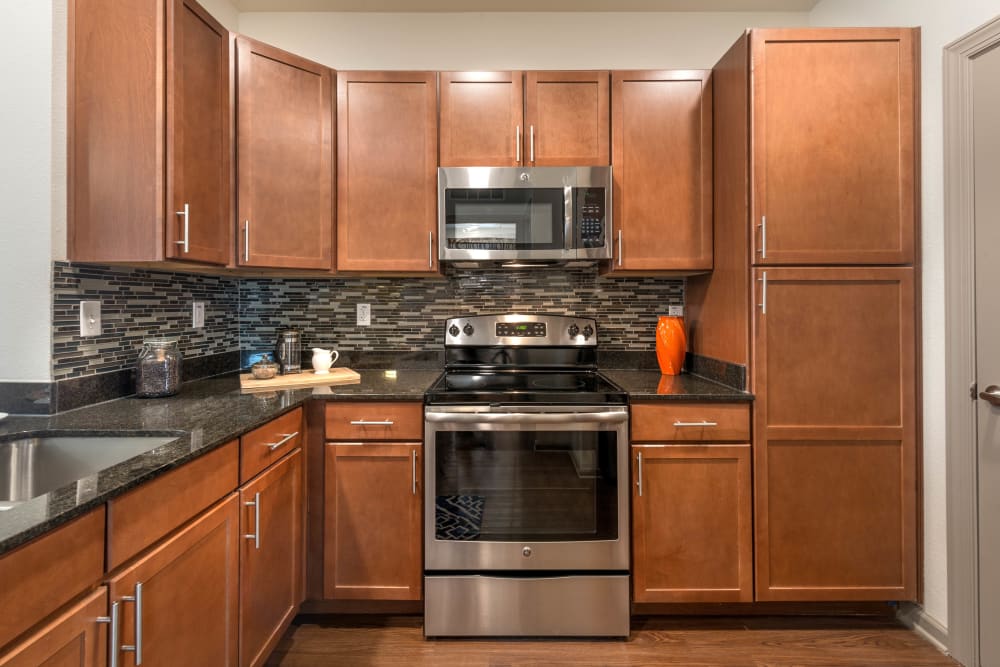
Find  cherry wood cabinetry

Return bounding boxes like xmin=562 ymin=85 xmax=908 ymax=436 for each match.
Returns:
xmin=439 ymin=71 xmax=609 ymax=167
xmin=609 ymin=70 xmax=713 ymax=273
xmin=752 ymin=267 xmax=917 ymax=601
xmin=323 ymin=402 xmax=423 ymax=601
xmin=751 ymin=29 xmax=917 ymax=265
xmin=0 ymin=587 xmax=108 ymax=667
xmin=239 ymin=449 xmax=304 ymax=667
xmin=69 ymin=0 xmax=231 ymax=265
xmin=236 ymin=37 xmax=334 ymax=270
xmin=107 ymin=495 xmax=240 ymax=666
xmin=631 ymin=403 xmax=752 ymax=603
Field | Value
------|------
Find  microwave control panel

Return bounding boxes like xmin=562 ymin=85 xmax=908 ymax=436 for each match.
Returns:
xmin=574 ymin=187 xmax=607 ymax=249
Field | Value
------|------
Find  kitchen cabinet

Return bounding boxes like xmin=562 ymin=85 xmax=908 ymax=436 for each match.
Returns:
xmin=336 ymin=71 xmax=439 ymax=273
xmin=0 ymin=587 xmax=108 ymax=667
xmin=107 ymin=494 xmax=240 ymax=666
xmin=609 ymin=70 xmax=713 ymax=273
xmin=236 ymin=37 xmax=334 ymax=270
xmin=439 ymin=70 xmax=609 ymax=166
xmin=631 ymin=403 xmax=752 ymax=603
xmin=240 ymin=407 xmax=303 ymax=483
xmin=751 ymin=28 xmax=917 ymax=265
xmin=69 ymin=0 xmax=231 ymax=265
xmin=239 ymin=449 xmax=304 ymax=667
xmin=323 ymin=402 xmax=423 ymax=600
xmin=752 ymin=267 xmax=917 ymax=601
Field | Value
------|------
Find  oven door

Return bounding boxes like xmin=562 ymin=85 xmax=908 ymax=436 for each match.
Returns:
xmin=424 ymin=405 xmax=629 ymax=572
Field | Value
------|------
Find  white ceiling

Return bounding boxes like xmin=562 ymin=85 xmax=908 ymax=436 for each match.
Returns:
xmin=234 ymin=0 xmax=819 ymax=12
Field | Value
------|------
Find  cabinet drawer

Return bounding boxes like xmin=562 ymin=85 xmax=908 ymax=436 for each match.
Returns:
xmin=107 ymin=439 xmax=238 ymax=570
xmin=631 ymin=403 xmax=750 ymax=442
xmin=0 ymin=507 xmax=105 ymax=651
xmin=241 ymin=408 xmax=304 ymax=482
xmin=325 ymin=402 xmax=423 ymax=441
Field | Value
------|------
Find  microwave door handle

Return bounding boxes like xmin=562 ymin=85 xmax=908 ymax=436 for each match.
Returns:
xmin=425 ymin=411 xmax=628 ymax=425
xmin=565 ymin=186 xmax=574 ymax=253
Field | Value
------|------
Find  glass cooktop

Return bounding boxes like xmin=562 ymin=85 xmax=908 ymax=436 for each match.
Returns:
xmin=425 ymin=370 xmax=627 ymax=405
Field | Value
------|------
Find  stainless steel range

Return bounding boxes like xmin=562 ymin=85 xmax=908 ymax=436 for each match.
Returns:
xmin=423 ymin=313 xmax=630 ymax=638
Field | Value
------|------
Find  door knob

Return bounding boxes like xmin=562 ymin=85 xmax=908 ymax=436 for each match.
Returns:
xmin=980 ymin=385 xmax=1000 ymax=407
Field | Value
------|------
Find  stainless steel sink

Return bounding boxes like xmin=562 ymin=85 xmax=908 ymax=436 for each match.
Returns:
xmin=0 ymin=435 xmax=180 ymax=508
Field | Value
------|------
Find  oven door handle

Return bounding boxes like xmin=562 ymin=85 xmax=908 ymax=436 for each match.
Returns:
xmin=424 ymin=411 xmax=628 ymax=424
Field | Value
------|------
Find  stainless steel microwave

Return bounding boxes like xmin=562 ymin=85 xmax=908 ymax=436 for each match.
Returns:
xmin=437 ymin=166 xmax=612 ymax=264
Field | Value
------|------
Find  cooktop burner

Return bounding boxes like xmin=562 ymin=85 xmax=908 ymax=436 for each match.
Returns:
xmin=425 ymin=370 xmax=626 ymax=406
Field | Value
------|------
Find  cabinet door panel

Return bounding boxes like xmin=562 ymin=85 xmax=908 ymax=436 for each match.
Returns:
xmin=632 ymin=445 xmax=752 ymax=603
xmin=0 ymin=587 xmax=107 ymax=667
xmin=525 ymin=71 xmax=609 ymax=166
xmin=240 ymin=450 xmax=304 ymax=667
xmin=753 ymin=267 xmax=916 ymax=600
xmin=108 ymin=495 xmax=239 ymax=666
xmin=166 ymin=0 xmax=231 ymax=264
xmin=337 ymin=71 xmax=438 ymax=273
xmin=611 ymin=70 xmax=712 ymax=272
xmin=236 ymin=37 xmax=333 ymax=269
xmin=751 ymin=28 xmax=916 ymax=265
xmin=440 ymin=71 xmax=522 ymax=167
xmin=324 ymin=443 xmax=422 ymax=600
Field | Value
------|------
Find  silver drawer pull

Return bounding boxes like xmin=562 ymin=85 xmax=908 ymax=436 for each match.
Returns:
xmin=121 ymin=582 xmax=143 ymax=664
xmin=350 ymin=419 xmax=395 ymax=426
xmin=244 ymin=492 xmax=261 ymax=550
xmin=636 ymin=451 xmax=643 ymax=497
xmin=266 ymin=431 xmax=299 ymax=450
xmin=100 ymin=601 xmax=120 ymax=667
xmin=672 ymin=421 xmax=719 ymax=427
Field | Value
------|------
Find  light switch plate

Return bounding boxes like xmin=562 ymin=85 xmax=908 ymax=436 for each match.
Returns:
xmin=357 ymin=303 xmax=371 ymax=326
xmin=192 ymin=302 xmax=205 ymax=328
xmin=668 ymin=305 xmax=684 ymax=317
xmin=80 ymin=301 xmax=101 ymax=337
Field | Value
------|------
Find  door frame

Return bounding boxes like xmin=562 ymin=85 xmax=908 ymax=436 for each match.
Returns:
xmin=944 ymin=14 xmax=1000 ymax=667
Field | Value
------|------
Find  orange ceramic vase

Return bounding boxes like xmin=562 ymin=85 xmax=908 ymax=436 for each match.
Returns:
xmin=655 ymin=316 xmax=687 ymax=375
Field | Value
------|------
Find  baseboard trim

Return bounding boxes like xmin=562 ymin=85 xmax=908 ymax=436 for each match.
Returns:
xmin=897 ymin=603 xmax=951 ymax=656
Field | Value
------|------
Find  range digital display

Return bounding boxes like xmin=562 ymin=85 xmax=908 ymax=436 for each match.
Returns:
xmin=496 ymin=322 xmax=547 ymax=337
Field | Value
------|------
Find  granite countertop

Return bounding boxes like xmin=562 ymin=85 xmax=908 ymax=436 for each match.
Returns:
xmin=602 ymin=370 xmax=753 ymax=402
xmin=0 ymin=369 xmax=441 ymax=556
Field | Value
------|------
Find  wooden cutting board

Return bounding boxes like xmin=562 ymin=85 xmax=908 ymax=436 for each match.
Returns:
xmin=240 ymin=367 xmax=361 ymax=392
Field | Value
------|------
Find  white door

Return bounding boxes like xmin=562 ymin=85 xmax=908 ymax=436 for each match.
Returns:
xmin=974 ymin=40 xmax=1000 ymax=667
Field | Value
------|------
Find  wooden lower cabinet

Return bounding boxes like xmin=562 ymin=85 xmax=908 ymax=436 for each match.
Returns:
xmin=632 ymin=444 xmax=753 ymax=602
xmin=753 ymin=267 xmax=917 ymax=601
xmin=324 ymin=443 xmax=422 ymax=600
xmin=108 ymin=494 xmax=240 ymax=666
xmin=240 ymin=449 xmax=304 ymax=667
xmin=0 ymin=587 xmax=107 ymax=667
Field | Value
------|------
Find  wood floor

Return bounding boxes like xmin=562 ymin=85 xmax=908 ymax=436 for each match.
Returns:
xmin=265 ymin=615 xmax=958 ymax=666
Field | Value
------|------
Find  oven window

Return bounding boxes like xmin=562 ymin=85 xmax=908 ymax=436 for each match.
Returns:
xmin=444 ymin=188 xmax=565 ymax=250
xmin=433 ymin=430 xmax=618 ymax=542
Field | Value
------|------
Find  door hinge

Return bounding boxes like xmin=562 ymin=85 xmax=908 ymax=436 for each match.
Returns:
xmin=971 ymin=382 xmax=978 ymax=400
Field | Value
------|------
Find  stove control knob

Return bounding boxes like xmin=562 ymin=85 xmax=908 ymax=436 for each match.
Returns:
xmin=463 ymin=323 xmax=475 ymax=336
xmin=568 ymin=324 xmax=580 ymax=337
xmin=522 ymin=546 xmax=532 ymax=558
xmin=582 ymin=325 xmax=594 ymax=339
xmin=448 ymin=324 xmax=460 ymax=337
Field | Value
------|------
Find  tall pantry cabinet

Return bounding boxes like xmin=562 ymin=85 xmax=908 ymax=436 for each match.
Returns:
xmin=689 ymin=27 xmax=920 ymax=602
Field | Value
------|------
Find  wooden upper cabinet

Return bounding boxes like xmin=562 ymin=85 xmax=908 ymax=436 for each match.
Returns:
xmin=752 ymin=267 xmax=917 ymax=601
xmin=439 ymin=70 xmax=609 ymax=167
xmin=751 ymin=28 xmax=917 ymax=265
xmin=610 ymin=70 xmax=713 ymax=273
xmin=236 ymin=37 xmax=333 ymax=270
xmin=69 ymin=0 xmax=231 ymax=265
xmin=440 ymin=71 xmax=523 ymax=166
xmin=337 ymin=71 xmax=439 ymax=273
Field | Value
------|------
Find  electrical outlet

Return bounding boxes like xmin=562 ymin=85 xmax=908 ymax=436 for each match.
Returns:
xmin=357 ymin=303 xmax=371 ymax=326
xmin=192 ymin=302 xmax=205 ymax=328
xmin=668 ymin=305 xmax=684 ymax=317
xmin=80 ymin=301 xmax=101 ymax=337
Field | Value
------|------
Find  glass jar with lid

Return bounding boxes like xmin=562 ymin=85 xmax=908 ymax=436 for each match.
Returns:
xmin=136 ymin=339 xmax=183 ymax=397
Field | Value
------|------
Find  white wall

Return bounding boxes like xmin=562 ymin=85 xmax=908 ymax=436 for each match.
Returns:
xmin=198 ymin=0 xmax=241 ymax=31
xmin=809 ymin=0 xmax=1000 ymax=632
xmin=237 ymin=11 xmax=808 ymax=70
xmin=0 ymin=1 xmax=61 ymax=382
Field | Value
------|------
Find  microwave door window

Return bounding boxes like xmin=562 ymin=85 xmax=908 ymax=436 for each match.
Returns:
xmin=445 ymin=188 xmax=564 ymax=251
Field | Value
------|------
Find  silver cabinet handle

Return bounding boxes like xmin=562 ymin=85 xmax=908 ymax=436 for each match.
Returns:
xmin=244 ymin=491 xmax=261 ymax=550
xmin=758 ymin=271 xmax=767 ymax=314
xmin=121 ymin=582 xmax=143 ymax=665
xmin=516 ymin=125 xmax=521 ymax=164
xmin=758 ymin=215 xmax=767 ymax=258
xmin=672 ymin=420 xmax=719 ymax=427
xmin=411 ymin=449 xmax=418 ymax=496
xmin=429 ymin=231 xmax=434 ymax=269
xmin=175 ymin=203 xmax=189 ymax=253
xmin=529 ymin=125 xmax=535 ymax=163
xmin=266 ymin=431 xmax=299 ymax=451
xmin=425 ymin=410 xmax=627 ymax=424
xmin=617 ymin=230 xmax=622 ymax=267
xmin=636 ymin=451 xmax=643 ymax=497
xmin=981 ymin=385 xmax=1000 ymax=407
xmin=99 ymin=601 xmax=120 ymax=667
xmin=243 ymin=220 xmax=250 ymax=262
xmin=350 ymin=419 xmax=395 ymax=426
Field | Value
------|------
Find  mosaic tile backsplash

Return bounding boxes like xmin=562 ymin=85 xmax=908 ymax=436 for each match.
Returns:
xmin=52 ymin=262 xmax=684 ymax=380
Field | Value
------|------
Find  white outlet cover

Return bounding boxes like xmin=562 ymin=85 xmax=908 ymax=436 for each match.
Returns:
xmin=192 ymin=301 xmax=205 ymax=328
xmin=357 ymin=303 xmax=371 ymax=326
xmin=668 ymin=305 xmax=684 ymax=317
xmin=80 ymin=300 xmax=101 ymax=337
